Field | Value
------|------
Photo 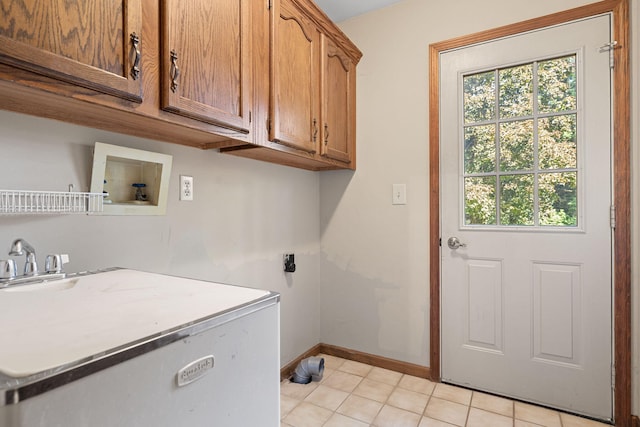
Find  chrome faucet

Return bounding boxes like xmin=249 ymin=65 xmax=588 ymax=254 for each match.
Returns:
xmin=0 ymin=239 xmax=70 ymax=287
xmin=9 ymin=238 xmax=38 ymax=276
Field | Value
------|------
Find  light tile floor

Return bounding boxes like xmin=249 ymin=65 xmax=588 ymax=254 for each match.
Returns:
xmin=280 ymin=354 xmax=611 ymax=427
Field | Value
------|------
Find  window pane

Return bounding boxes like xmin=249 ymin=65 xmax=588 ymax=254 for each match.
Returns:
xmin=465 ymin=176 xmax=496 ymax=225
xmin=538 ymin=56 xmax=576 ymax=113
xmin=499 ymin=64 xmax=533 ymax=118
xmin=460 ymin=57 xmax=580 ymax=230
xmin=500 ymin=174 xmax=534 ymax=226
xmin=539 ymin=114 xmax=577 ymax=170
xmin=539 ymin=172 xmax=577 ymax=226
xmin=464 ymin=71 xmax=495 ymax=124
xmin=500 ymin=120 xmax=534 ymax=171
xmin=465 ymin=125 xmax=496 ymax=173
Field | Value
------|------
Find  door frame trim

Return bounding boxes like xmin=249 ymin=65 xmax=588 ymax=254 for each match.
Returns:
xmin=428 ymin=0 xmax=631 ymax=424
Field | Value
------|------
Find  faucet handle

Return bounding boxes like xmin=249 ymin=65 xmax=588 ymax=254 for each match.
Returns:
xmin=45 ymin=254 xmax=69 ymax=274
xmin=0 ymin=260 xmax=17 ymax=280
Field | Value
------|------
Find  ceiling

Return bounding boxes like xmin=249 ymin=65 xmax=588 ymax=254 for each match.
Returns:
xmin=313 ymin=0 xmax=404 ymax=22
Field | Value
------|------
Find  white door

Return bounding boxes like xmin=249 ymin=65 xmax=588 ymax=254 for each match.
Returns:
xmin=440 ymin=14 xmax=613 ymax=420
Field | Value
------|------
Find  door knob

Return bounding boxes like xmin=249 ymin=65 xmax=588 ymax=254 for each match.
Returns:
xmin=447 ymin=237 xmax=467 ymax=249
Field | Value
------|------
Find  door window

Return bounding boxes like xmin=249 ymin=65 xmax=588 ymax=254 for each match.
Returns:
xmin=463 ymin=55 xmax=578 ymax=228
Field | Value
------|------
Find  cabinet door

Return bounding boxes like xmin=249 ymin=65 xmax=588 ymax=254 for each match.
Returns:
xmin=320 ymin=35 xmax=355 ymax=165
xmin=162 ymin=0 xmax=251 ymax=134
xmin=0 ymin=0 xmax=142 ymax=102
xmin=270 ymin=0 xmax=320 ymax=153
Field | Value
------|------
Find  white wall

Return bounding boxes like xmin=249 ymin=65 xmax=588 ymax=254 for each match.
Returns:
xmin=320 ymin=0 xmax=639 ymax=415
xmin=0 ymin=110 xmax=321 ymax=367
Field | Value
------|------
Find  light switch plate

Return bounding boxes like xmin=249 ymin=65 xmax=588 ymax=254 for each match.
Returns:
xmin=392 ymin=184 xmax=407 ymax=205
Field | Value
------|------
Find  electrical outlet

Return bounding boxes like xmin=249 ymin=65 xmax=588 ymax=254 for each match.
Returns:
xmin=180 ymin=175 xmax=193 ymax=201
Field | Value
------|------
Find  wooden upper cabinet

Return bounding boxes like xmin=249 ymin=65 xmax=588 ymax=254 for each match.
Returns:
xmin=0 ymin=0 xmax=143 ymax=102
xmin=320 ymin=34 xmax=355 ymax=165
xmin=269 ymin=0 xmax=320 ymax=153
xmin=0 ymin=0 xmax=361 ymax=170
xmin=161 ymin=0 xmax=252 ymax=134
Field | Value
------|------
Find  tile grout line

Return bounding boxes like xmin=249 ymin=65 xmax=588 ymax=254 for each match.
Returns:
xmin=422 ymin=390 xmax=434 ymax=426
xmin=370 ymin=374 xmax=390 ymax=427
xmin=464 ymin=391 xmax=472 ymax=427
xmin=341 ymin=369 xmax=377 ymax=427
xmin=355 ymin=366 xmax=392 ymax=426
xmin=326 ymin=359 xmax=373 ymax=426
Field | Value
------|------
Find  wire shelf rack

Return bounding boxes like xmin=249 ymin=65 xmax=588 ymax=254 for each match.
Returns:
xmin=0 ymin=190 xmax=105 ymax=214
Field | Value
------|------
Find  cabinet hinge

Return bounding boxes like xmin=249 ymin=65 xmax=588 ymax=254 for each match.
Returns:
xmin=610 ymin=205 xmax=616 ymax=229
xmin=599 ymin=41 xmax=617 ymax=69
xmin=267 ymin=118 xmax=271 ymax=133
xmin=267 ymin=0 xmax=272 ymax=10
xmin=249 ymin=110 xmax=252 ymax=124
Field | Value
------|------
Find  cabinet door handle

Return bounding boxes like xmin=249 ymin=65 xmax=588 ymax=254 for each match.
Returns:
xmin=312 ymin=119 xmax=318 ymax=142
xmin=324 ymin=123 xmax=329 ymax=144
xmin=130 ymin=33 xmax=141 ymax=80
xmin=170 ymin=50 xmax=180 ymax=93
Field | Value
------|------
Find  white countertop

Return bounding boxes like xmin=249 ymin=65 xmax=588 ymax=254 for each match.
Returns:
xmin=0 ymin=269 xmax=271 ymax=378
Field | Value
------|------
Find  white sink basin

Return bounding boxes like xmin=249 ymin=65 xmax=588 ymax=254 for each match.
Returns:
xmin=1 ymin=277 xmax=79 ymax=293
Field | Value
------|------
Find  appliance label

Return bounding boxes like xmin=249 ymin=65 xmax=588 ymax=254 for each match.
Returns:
xmin=176 ymin=355 xmax=215 ymax=387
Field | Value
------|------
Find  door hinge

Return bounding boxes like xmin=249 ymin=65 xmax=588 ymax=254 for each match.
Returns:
xmin=599 ymin=41 xmax=617 ymax=69
xmin=611 ymin=364 xmax=615 ymax=390
xmin=610 ymin=205 xmax=616 ymax=229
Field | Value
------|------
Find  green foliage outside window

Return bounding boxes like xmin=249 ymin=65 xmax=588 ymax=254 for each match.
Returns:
xmin=462 ymin=55 xmax=578 ymax=227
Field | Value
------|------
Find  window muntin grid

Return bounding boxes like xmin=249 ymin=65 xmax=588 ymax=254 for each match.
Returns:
xmin=462 ymin=55 xmax=578 ymax=228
